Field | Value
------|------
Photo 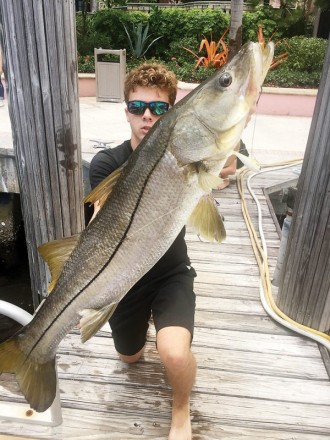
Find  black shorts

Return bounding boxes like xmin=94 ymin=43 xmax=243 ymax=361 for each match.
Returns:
xmin=109 ymin=264 xmax=196 ymax=356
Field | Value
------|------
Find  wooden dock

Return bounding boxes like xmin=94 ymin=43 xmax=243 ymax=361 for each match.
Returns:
xmin=1 ymin=164 xmax=330 ymax=439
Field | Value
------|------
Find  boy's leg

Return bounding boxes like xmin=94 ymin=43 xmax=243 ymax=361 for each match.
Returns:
xmin=152 ymin=268 xmax=196 ymax=439
xmin=109 ymin=287 xmax=152 ymax=360
xmin=157 ymin=326 xmax=196 ymax=440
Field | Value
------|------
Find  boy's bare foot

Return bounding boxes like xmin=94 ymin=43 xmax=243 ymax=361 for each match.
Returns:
xmin=168 ymin=404 xmax=192 ymax=440
xmin=217 ymin=177 xmax=230 ymax=190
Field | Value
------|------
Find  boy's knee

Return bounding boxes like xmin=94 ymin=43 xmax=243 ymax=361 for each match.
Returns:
xmin=160 ymin=349 xmax=190 ymax=372
xmin=118 ymin=347 xmax=144 ymax=364
xmin=157 ymin=328 xmax=192 ymax=371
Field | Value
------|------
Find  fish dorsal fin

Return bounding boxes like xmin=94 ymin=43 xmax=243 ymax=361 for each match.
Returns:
xmin=188 ymin=194 xmax=226 ymax=242
xmin=84 ymin=162 xmax=127 ymax=209
xmin=198 ymin=169 xmax=223 ymax=192
xmin=38 ymin=235 xmax=80 ymax=292
xmin=80 ymin=303 xmax=118 ymax=343
xmin=233 ymin=151 xmax=261 ymax=172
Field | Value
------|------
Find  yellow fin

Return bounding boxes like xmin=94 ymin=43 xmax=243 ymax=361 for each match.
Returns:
xmin=0 ymin=337 xmax=57 ymax=412
xmin=38 ymin=235 xmax=80 ymax=292
xmin=80 ymin=303 xmax=118 ymax=343
xmin=198 ymin=169 xmax=223 ymax=192
xmin=84 ymin=162 xmax=126 ymax=209
xmin=188 ymin=194 xmax=226 ymax=242
xmin=233 ymin=151 xmax=261 ymax=172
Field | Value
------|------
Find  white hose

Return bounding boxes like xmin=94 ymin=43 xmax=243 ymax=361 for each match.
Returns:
xmin=245 ymin=165 xmax=330 ymax=351
xmin=0 ymin=300 xmax=33 ymax=326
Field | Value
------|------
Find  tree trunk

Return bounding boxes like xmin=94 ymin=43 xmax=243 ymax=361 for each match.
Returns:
xmin=0 ymin=0 xmax=84 ymax=308
xmin=228 ymin=0 xmax=243 ymax=61
xmin=90 ymin=0 xmax=98 ymax=12
xmin=276 ymin=37 xmax=330 ymax=333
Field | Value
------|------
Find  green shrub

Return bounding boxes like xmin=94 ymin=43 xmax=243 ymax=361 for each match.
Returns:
xmin=263 ymin=37 xmax=327 ymax=88
xmin=76 ymin=9 xmax=326 ymax=88
xmin=243 ymin=5 xmax=313 ymax=42
xmin=264 ymin=67 xmax=322 ymax=88
xmin=78 ymin=8 xmax=230 ymax=60
xmin=148 ymin=8 xmax=230 ymax=59
xmin=93 ymin=9 xmax=149 ymax=51
xmin=275 ymin=36 xmax=327 ymax=73
xmin=76 ymin=12 xmax=112 ymax=55
xmin=123 ymin=22 xmax=162 ymax=58
xmin=166 ymin=60 xmax=217 ymax=83
xmin=164 ymin=36 xmax=200 ymax=64
xmin=78 ymin=54 xmax=95 ymax=73
xmin=243 ymin=6 xmax=282 ymax=42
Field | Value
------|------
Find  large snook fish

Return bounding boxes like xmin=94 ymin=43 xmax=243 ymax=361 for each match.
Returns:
xmin=0 ymin=42 xmax=274 ymax=412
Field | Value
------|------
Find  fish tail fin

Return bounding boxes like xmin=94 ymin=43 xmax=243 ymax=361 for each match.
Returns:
xmin=0 ymin=336 xmax=57 ymax=412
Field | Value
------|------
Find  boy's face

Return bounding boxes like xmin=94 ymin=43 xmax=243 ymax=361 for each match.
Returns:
xmin=125 ymin=86 xmax=170 ymax=150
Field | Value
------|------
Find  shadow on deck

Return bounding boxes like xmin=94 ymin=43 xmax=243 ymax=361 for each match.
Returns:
xmin=0 ymin=164 xmax=330 ymax=439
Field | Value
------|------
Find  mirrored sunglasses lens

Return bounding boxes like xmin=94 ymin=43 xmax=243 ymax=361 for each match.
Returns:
xmin=128 ymin=101 xmax=145 ymax=115
xmin=150 ymin=102 xmax=169 ymax=115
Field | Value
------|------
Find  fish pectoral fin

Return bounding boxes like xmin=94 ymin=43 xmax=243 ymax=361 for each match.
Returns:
xmin=38 ymin=235 xmax=80 ymax=293
xmin=198 ymin=169 xmax=223 ymax=192
xmin=0 ymin=336 xmax=57 ymax=412
xmin=80 ymin=303 xmax=118 ymax=343
xmin=188 ymin=194 xmax=226 ymax=242
xmin=83 ymin=162 xmax=127 ymax=209
xmin=233 ymin=151 xmax=261 ymax=172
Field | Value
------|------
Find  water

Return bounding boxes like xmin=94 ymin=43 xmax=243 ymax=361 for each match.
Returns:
xmin=0 ymin=193 xmax=33 ymax=338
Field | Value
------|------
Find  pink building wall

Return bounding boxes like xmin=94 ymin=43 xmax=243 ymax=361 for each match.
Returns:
xmin=3 ymin=74 xmax=314 ymax=118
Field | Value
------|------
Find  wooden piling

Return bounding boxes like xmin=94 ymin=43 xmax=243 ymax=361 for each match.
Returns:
xmin=0 ymin=0 xmax=84 ymax=308
xmin=276 ymin=38 xmax=330 ymax=333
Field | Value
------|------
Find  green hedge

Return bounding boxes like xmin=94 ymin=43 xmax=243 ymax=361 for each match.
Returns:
xmin=148 ymin=8 xmax=230 ymax=59
xmin=76 ymin=5 xmax=314 ymax=58
xmin=76 ymin=8 xmax=326 ymax=88
xmin=265 ymin=36 xmax=328 ymax=88
xmin=243 ymin=5 xmax=313 ymax=41
xmin=78 ymin=8 xmax=230 ymax=59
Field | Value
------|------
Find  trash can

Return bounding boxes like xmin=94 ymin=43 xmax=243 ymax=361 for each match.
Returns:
xmin=94 ymin=48 xmax=126 ymax=102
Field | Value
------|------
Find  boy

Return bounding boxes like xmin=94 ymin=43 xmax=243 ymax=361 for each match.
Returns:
xmin=89 ymin=63 xmax=196 ymax=440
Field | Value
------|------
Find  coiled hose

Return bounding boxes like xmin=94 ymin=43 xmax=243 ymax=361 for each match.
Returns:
xmin=236 ymin=161 xmax=330 ymax=352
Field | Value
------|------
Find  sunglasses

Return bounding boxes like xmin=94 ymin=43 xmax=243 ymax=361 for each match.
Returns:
xmin=127 ymin=100 xmax=170 ymax=116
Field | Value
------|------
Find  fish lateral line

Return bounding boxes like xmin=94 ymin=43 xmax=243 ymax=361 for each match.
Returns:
xmin=29 ymin=138 xmax=170 ymax=353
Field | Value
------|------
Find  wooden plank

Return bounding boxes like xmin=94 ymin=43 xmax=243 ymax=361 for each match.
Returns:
xmin=2 ymin=379 xmax=330 ymax=434
xmin=194 ymin=283 xmax=261 ymax=300
xmin=195 ymin=271 xmax=261 ymax=287
xmin=47 ymin=354 xmax=330 ymax=405
xmin=0 ymin=436 xmax=40 ymax=440
xmin=194 ymin=261 xmax=260 ymax=276
xmin=196 ymin=295 xmax=265 ymax=315
xmin=1 ymin=407 xmax=329 ymax=440
xmin=195 ymin=327 xmax=320 ymax=356
xmin=56 ymin=327 xmax=321 ymax=360
xmin=58 ymin=345 xmax=328 ymax=382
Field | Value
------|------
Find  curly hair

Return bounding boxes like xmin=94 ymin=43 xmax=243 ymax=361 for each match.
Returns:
xmin=124 ymin=63 xmax=177 ymax=106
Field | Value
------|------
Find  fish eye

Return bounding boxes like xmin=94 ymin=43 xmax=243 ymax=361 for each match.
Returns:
xmin=219 ymin=72 xmax=232 ymax=87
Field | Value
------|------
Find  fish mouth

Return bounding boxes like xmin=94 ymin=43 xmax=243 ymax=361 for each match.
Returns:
xmin=249 ymin=42 xmax=274 ymax=91
xmin=240 ymin=42 xmax=274 ymax=112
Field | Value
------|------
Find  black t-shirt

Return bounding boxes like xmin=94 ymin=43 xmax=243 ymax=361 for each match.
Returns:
xmin=89 ymin=140 xmax=191 ymax=283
